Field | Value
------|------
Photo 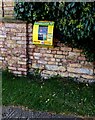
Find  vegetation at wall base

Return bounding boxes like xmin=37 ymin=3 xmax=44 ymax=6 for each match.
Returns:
xmin=2 ymin=70 xmax=95 ymax=116
xmin=14 ymin=2 xmax=95 ymax=62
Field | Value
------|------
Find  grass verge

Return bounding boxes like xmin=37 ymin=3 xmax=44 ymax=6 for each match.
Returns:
xmin=2 ymin=70 xmax=95 ymax=117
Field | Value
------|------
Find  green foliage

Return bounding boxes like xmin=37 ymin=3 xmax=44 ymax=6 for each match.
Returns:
xmin=14 ymin=2 xmax=95 ymax=61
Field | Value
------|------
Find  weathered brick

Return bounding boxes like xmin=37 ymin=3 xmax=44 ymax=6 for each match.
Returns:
xmin=0 ymin=57 xmax=4 ymax=60
xmin=0 ymin=41 xmax=3 ymax=44
xmin=8 ymin=66 xmax=16 ymax=70
xmin=78 ymin=56 xmax=86 ymax=61
xmin=17 ymin=41 xmax=26 ymax=45
xmin=45 ymin=65 xmax=66 ymax=71
xmin=81 ymin=75 xmax=94 ymax=79
xmin=0 ymin=61 xmax=2 ymax=66
xmin=52 ymin=47 xmax=59 ymax=51
xmin=30 ymin=56 xmax=33 ymax=59
xmin=34 ymin=53 xmax=42 ymax=57
xmin=69 ymin=73 xmax=80 ymax=78
xmin=5 ymin=23 xmax=16 ymax=28
xmin=43 ymin=54 xmax=53 ymax=57
xmin=4 ymin=1 xmax=14 ymax=7
xmin=62 ymin=59 xmax=67 ymax=63
xmin=69 ymin=52 xmax=80 ymax=57
xmin=68 ymin=63 xmax=81 ymax=68
xmin=31 ymin=60 xmax=36 ymax=63
xmin=59 ymin=72 xmax=68 ymax=77
xmin=83 ymin=64 xmax=93 ymax=69
xmin=1 ymin=48 xmax=6 ymax=51
xmin=73 ymin=48 xmax=82 ymax=53
xmin=16 ymin=33 xmax=26 ymax=36
xmin=18 ymin=61 xmax=26 ymax=65
xmin=21 ymin=37 xmax=26 ymax=41
xmin=0 ymin=38 xmax=5 ymax=41
xmin=18 ymin=68 xmax=27 ymax=72
xmin=34 ymin=49 xmax=40 ymax=53
xmin=66 ymin=52 xmax=79 ymax=60
xmin=16 ymin=37 xmax=22 ymax=41
xmin=20 ymin=55 xmax=26 ymax=58
xmin=32 ymin=63 xmax=44 ymax=69
xmin=44 ymin=57 xmax=51 ymax=61
xmin=55 ymin=55 xmax=65 ymax=59
xmin=39 ymin=49 xmax=46 ymax=54
xmin=11 ymin=37 xmax=16 ymax=40
xmin=32 ymin=63 xmax=38 ymax=69
xmin=11 ymin=28 xmax=17 ymax=32
xmin=61 ymin=47 xmax=72 ymax=51
xmin=12 ymin=71 xmax=22 ymax=75
xmin=45 ymin=65 xmax=58 ymax=71
xmin=57 ymin=51 xmax=62 ymax=55
xmin=4 ymin=9 xmax=13 ymax=14
xmin=42 ymin=70 xmax=57 ymax=76
xmin=28 ymin=28 xmax=32 ymax=33
xmin=51 ymin=58 xmax=56 ymax=62
xmin=29 ymin=45 xmax=35 ymax=49
xmin=48 ymin=61 xmax=56 ymax=65
xmin=22 ymin=71 xmax=27 ymax=75
xmin=0 ymin=45 xmax=3 ymax=47
xmin=84 ymin=61 xmax=93 ymax=66
xmin=22 ymin=58 xmax=27 ymax=62
xmin=46 ymin=50 xmax=51 ymax=53
xmin=67 ymin=67 xmax=93 ymax=75
xmin=51 ymin=50 xmax=57 ymax=54
xmin=28 ymin=33 xmax=32 ymax=37
xmin=28 ymin=24 xmax=32 ymax=29
xmin=56 ymin=59 xmax=61 ymax=62
xmin=22 ymin=65 xmax=27 ymax=69
xmin=58 ymin=66 xmax=66 ymax=72
xmin=80 ymin=54 xmax=86 ymax=57
xmin=40 ymin=47 xmax=47 ymax=50
xmin=63 ymin=52 xmax=68 ymax=55
xmin=38 ymin=60 xmax=47 ymax=64
xmin=80 ymin=61 xmax=85 ymax=65
xmin=34 ymin=56 xmax=40 ymax=60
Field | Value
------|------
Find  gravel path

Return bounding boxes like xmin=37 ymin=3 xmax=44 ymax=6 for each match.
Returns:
xmin=1 ymin=106 xmax=83 ymax=120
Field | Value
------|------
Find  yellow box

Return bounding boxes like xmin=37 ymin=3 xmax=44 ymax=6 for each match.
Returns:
xmin=33 ymin=21 xmax=54 ymax=47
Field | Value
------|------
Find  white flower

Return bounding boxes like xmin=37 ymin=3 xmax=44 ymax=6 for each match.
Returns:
xmin=86 ymin=84 xmax=88 ymax=86
xmin=46 ymin=99 xmax=50 ymax=103
xmin=52 ymin=94 xmax=56 ymax=97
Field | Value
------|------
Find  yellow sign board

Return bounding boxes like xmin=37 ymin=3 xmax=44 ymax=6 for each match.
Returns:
xmin=33 ymin=21 xmax=54 ymax=47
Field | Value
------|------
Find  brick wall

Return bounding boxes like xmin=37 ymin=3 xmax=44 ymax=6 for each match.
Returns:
xmin=2 ymin=0 xmax=14 ymax=18
xmin=0 ymin=21 xmax=28 ymax=75
xmin=0 ymin=21 xmax=95 ymax=82
xmin=28 ymin=41 xmax=95 ymax=82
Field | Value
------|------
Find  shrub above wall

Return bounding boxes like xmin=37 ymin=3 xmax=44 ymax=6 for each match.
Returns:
xmin=14 ymin=2 xmax=95 ymax=62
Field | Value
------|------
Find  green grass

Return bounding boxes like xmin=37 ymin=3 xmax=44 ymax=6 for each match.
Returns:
xmin=2 ymin=70 xmax=95 ymax=117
